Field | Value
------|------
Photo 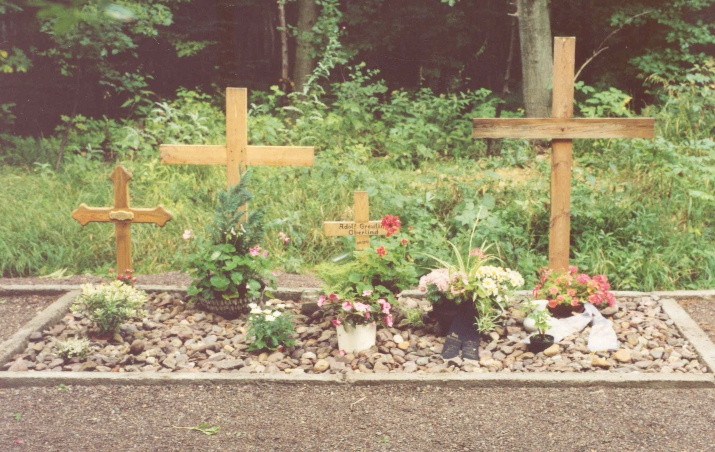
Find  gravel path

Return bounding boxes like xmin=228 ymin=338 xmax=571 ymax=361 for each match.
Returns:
xmin=679 ymin=298 xmax=715 ymax=342
xmin=0 ymin=295 xmax=58 ymax=343
xmin=0 ymin=384 xmax=713 ymax=451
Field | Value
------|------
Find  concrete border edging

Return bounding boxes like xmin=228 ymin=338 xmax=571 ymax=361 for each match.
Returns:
xmin=0 ymin=290 xmax=80 ymax=366
xmin=0 ymin=369 xmax=712 ymax=389
xmin=661 ymin=298 xmax=715 ymax=373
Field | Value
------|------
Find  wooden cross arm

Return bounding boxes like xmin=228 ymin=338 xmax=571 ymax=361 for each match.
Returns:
xmin=323 ymin=221 xmax=387 ymax=237
xmin=472 ymin=118 xmax=655 ymax=139
xmin=160 ymin=144 xmax=314 ymax=167
xmin=72 ymin=204 xmax=172 ymax=226
xmin=130 ymin=206 xmax=173 ymax=226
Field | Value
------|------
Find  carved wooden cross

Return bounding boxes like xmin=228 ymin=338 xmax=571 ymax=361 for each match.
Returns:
xmin=323 ymin=191 xmax=386 ymax=250
xmin=71 ymin=165 xmax=173 ymax=273
xmin=160 ymin=87 xmax=314 ymax=187
xmin=472 ymin=37 xmax=655 ymax=271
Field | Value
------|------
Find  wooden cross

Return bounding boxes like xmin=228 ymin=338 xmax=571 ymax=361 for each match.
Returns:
xmin=323 ymin=191 xmax=387 ymax=250
xmin=472 ymin=37 xmax=654 ymax=272
xmin=71 ymin=165 xmax=173 ymax=273
xmin=159 ymin=87 xmax=314 ymax=187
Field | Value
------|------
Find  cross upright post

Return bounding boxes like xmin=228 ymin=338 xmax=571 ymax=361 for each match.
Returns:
xmin=160 ymin=87 xmax=314 ymax=187
xmin=472 ymin=37 xmax=655 ymax=271
xmin=323 ymin=192 xmax=387 ymax=251
xmin=71 ymin=165 xmax=173 ymax=273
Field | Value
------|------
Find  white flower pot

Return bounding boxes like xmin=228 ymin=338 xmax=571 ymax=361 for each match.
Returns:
xmin=336 ymin=323 xmax=376 ymax=353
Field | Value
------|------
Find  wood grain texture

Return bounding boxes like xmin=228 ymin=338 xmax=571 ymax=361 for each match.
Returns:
xmin=323 ymin=191 xmax=386 ymax=250
xmin=246 ymin=146 xmax=315 ymax=166
xmin=159 ymin=145 xmax=226 ymax=165
xmin=548 ymin=37 xmax=576 ymax=272
xmin=226 ymin=87 xmax=245 ymax=187
xmin=472 ymin=118 xmax=655 ymax=139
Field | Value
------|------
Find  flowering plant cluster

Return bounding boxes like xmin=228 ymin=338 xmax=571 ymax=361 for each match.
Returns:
xmin=533 ymin=266 xmax=615 ymax=308
xmin=246 ymin=300 xmax=295 ymax=351
xmin=108 ymin=268 xmax=137 ymax=286
xmin=186 ymin=175 xmax=276 ymax=312
xmin=420 ymin=224 xmax=524 ymax=332
xmin=72 ymin=280 xmax=147 ymax=333
xmin=318 ymin=290 xmax=394 ymax=328
xmin=320 ymin=215 xmax=416 ymax=327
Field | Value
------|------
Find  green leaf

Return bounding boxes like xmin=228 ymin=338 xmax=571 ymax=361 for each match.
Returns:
xmin=210 ymin=275 xmax=230 ymax=291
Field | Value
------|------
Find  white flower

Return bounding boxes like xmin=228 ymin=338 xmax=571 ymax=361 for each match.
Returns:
xmin=264 ymin=315 xmax=275 ymax=322
xmin=272 ymin=310 xmax=281 ymax=317
xmin=182 ymin=229 xmax=193 ymax=240
xmin=250 ymin=308 xmax=262 ymax=314
xmin=248 ymin=302 xmax=258 ymax=309
xmin=277 ymin=303 xmax=286 ymax=309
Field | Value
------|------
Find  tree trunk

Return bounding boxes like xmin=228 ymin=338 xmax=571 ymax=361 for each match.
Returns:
xmin=277 ymin=0 xmax=290 ymax=93
xmin=516 ymin=0 xmax=552 ymax=117
xmin=293 ymin=0 xmax=318 ymax=92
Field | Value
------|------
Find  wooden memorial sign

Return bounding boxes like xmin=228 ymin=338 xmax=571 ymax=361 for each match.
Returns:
xmin=323 ymin=191 xmax=387 ymax=250
xmin=472 ymin=37 xmax=655 ymax=271
xmin=71 ymin=165 xmax=173 ymax=273
xmin=160 ymin=87 xmax=314 ymax=187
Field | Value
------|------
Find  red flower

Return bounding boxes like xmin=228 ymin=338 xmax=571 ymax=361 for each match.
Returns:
xmin=376 ymin=246 xmax=387 ymax=257
xmin=400 ymin=238 xmax=408 ymax=245
xmin=381 ymin=214 xmax=401 ymax=237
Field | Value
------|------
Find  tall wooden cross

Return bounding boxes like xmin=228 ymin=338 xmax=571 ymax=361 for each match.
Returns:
xmin=323 ymin=192 xmax=387 ymax=250
xmin=472 ymin=37 xmax=654 ymax=272
xmin=71 ymin=165 xmax=173 ymax=273
xmin=160 ymin=87 xmax=314 ymax=187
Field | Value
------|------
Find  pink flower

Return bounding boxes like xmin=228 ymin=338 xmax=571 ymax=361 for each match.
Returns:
xmin=278 ymin=231 xmax=290 ymax=243
xmin=353 ymin=302 xmax=370 ymax=312
xmin=328 ymin=293 xmax=339 ymax=301
xmin=362 ymin=289 xmax=373 ymax=297
xmin=342 ymin=301 xmax=353 ymax=311
xmin=262 ymin=250 xmax=268 ymax=258
xmin=331 ymin=319 xmax=342 ymax=327
xmin=532 ymin=284 xmax=542 ymax=298
xmin=384 ymin=314 xmax=393 ymax=327
xmin=376 ymin=246 xmax=387 ymax=257
xmin=378 ymin=299 xmax=391 ymax=314
xmin=549 ymin=286 xmax=559 ymax=296
xmin=339 ymin=349 xmax=346 ymax=356
xmin=469 ymin=248 xmax=486 ymax=259
xmin=568 ymin=265 xmax=578 ymax=274
xmin=548 ymin=299 xmax=558 ymax=308
xmin=381 ymin=215 xmax=401 ymax=237
xmin=249 ymin=246 xmax=261 ymax=257
xmin=364 ymin=312 xmax=371 ymax=319
xmin=576 ymin=273 xmax=590 ymax=285
xmin=606 ymin=292 xmax=616 ymax=306
xmin=400 ymin=238 xmax=408 ymax=245
xmin=317 ymin=295 xmax=326 ymax=307
xmin=566 ymin=288 xmax=576 ymax=297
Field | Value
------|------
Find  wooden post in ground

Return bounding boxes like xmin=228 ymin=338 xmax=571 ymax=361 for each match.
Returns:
xmin=472 ymin=37 xmax=655 ymax=271
xmin=71 ymin=165 xmax=173 ymax=273
xmin=323 ymin=192 xmax=387 ymax=251
xmin=160 ymin=87 xmax=314 ymax=187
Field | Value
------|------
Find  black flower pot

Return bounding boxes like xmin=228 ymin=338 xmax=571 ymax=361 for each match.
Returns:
xmin=430 ymin=299 xmax=477 ymax=336
xmin=528 ymin=334 xmax=555 ymax=354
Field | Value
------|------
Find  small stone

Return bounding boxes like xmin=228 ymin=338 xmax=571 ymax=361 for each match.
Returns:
xmin=403 ymin=362 xmax=417 ymax=373
xmin=129 ymin=340 xmax=145 ymax=355
xmin=373 ymin=361 xmax=389 ymax=372
xmin=415 ymin=357 xmax=429 ymax=366
xmin=29 ymin=332 xmax=43 ymax=341
xmin=302 ymin=351 xmax=317 ymax=361
xmin=393 ymin=334 xmax=404 ymax=344
xmin=447 ymin=356 xmax=463 ymax=367
xmin=613 ymin=349 xmax=632 ymax=363
xmin=601 ymin=306 xmax=618 ymax=316
xmin=635 ymin=360 xmax=652 ymax=369
xmin=398 ymin=341 xmax=410 ymax=351
xmin=267 ymin=352 xmax=284 ymax=363
xmin=650 ymin=347 xmax=664 ymax=360
xmin=543 ymin=344 xmax=560 ymax=357
xmin=626 ymin=334 xmax=639 ymax=347
xmin=313 ymin=359 xmax=330 ymax=373
xmin=213 ymin=359 xmax=244 ymax=370
xmin=591 ymin=357 xmax=611 ymax=368
xmin=9 ymin=359 xmax=30 ymax=372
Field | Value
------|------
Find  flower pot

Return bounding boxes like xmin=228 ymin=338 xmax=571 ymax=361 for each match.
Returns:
xmin=336 ymin=323 xmax=376 ymax=353
xmin=528 ymin=334 xmax=555 ymax=354
xmin=197 ymin=297 xmax=252 ymax=320
xmin=547 ymin=303 xmax=585 ymax=318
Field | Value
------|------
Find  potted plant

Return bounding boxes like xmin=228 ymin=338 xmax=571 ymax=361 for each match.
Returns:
xmin=525 ymin=302 xmax=555 ymax=354
xmin=318 ymin=215 xmax=417 ymax=353
xmin=419 ymin=224 xmax=524 ymax=335
xmin=532 ymin=266 xmax=615 ymax=318
xmin=186 ymin=173 xmax=276 ymax=319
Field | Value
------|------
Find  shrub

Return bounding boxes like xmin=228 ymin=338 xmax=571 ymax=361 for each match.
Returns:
xmin=71 ymin=281 xmax=147 ymax=333
xmin=55 ymin=337 xmax=91 ymax=359
xmin=246 ymin=300 xmax=295 ymax=351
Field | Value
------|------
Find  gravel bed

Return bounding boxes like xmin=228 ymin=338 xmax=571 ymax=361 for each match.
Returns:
xmin=3 ymin=293 xmax=710 ymax=375
xmin=1 ymin=385 xmax=714 ymax=451
xmin=0 ymin=295 xmax=58 ymax=343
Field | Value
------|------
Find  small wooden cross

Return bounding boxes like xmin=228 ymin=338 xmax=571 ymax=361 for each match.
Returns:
xmin=160 ymin=87 xmax=314 ymax=187
xmin=323 ymin=191 xmax=387 ymax=250
xmin=472 ymin=37 xmax=655 ymax=271
xmin=71 ymin=165 xmax=173 ymax=273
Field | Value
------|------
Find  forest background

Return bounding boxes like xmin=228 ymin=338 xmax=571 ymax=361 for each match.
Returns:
xmin=0 ymin=0 xmax=712 ymax=291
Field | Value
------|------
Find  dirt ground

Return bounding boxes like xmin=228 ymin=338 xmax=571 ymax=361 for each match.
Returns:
xmin=0 ymin=295 xmax=58 ymax=343
xmin=0 ymin=384 xmax=713 ymax=451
